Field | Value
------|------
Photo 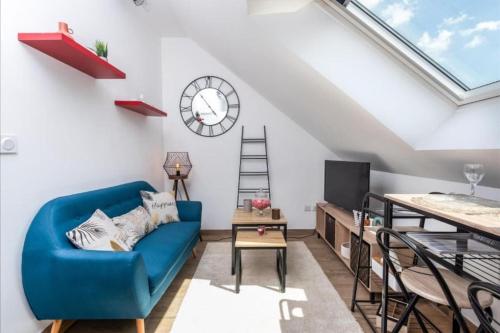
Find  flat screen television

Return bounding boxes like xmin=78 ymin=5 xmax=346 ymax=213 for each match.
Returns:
xmin=324 ymin=160 xmax=370 ymax=212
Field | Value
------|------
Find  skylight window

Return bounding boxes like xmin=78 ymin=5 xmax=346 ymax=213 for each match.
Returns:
xmin=343 ymin=0 xmax=500 ymax=93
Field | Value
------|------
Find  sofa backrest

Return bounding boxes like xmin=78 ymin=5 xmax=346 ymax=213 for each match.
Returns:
xmin=24 ymin=181 xmax=156 ymax=251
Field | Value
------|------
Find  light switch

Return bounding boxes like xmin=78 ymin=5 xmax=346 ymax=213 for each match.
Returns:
xmin=1 ymin=135 xmax=18 ymax=154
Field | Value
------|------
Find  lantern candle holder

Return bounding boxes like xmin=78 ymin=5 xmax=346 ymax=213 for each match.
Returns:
xmin=163 ymin=152 xmax=192 ymax=200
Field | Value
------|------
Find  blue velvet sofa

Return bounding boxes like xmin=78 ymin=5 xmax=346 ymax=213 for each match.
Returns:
xmin=22 ymin=181 xmax=201 ymax=333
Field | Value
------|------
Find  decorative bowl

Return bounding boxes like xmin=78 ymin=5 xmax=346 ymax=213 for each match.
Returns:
xmin=252 ymin=198 xmax=271 ymax=215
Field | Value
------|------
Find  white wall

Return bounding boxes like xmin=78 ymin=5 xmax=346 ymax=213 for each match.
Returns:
xmin=0 ymin=1 xmax=165 ymax=332
xmin=416 ymin=96 xmax=500 ymax=150
xmin=161 ymin=37 xmax=337 ymax=230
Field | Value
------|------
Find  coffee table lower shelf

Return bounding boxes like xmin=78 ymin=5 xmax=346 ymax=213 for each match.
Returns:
xmin=234 ymin=230 xmax=287 ymax=293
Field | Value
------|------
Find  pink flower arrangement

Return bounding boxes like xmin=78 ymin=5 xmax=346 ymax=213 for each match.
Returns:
xmin=252 ymin=198 xmax=271 ymax=212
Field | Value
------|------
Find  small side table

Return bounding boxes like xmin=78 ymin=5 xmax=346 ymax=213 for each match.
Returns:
xmin=169 ymin=175 xmax=190 ymax=200
xmin=235 ymin=230 xmax=287 ymax=293
xmin=231 ymin=208 xmax=288 ymax=275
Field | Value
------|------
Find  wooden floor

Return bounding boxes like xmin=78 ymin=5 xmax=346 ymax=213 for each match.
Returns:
xmin=59 ymin=230 xmax=458 ymax=333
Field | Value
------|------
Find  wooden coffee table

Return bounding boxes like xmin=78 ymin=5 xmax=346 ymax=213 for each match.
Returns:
xmin=231 ymin=208 xmax=288 ymax=275
xmin=234 ymin=230 xmax=287 ymax=293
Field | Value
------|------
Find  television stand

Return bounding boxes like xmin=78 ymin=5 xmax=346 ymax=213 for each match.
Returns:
xmin=315 ymin=202 xmax=382 ymax=295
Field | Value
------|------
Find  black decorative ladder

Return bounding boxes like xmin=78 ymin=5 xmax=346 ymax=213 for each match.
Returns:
xmin=236 ymin=126 xmax=271 ymax=208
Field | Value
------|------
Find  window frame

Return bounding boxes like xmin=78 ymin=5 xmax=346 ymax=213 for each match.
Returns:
xmin=322 ymin=0 xmax=500 ymax=106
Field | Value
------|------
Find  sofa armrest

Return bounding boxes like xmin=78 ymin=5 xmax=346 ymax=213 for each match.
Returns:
xmin=23 ymin=249 xmax=151 ymax=319
xmin=177 ymin=200 xmax=202 ymax=222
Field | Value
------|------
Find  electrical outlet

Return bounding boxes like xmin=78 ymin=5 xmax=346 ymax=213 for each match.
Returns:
xmin=304 ymin=205 xmax=312 ymax=212
xmin=1 ymin=135 xmax=18 ymax=154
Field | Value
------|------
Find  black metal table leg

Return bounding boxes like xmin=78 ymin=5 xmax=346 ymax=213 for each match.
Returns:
xmin=231 ymin=225 xmax=236 ymax=275
xmin=276 ymin=249 xmax=285 ymax=293
xmin=282 ymin=248 xmax=286 ymax=292
xmin=455 ymin=227 xmax=465 ymax=275
xmin=235 ymin=248 xmax=241 ymax=293
xmin=239 ymin=249 xmax=242 ymax=279
xmin=381 ymin=201 xmax=393 ymax=333
xmin=276 ymin=249 xmax=279 ymax=272
xmin=284 ymin=225 xmax=288 ymax=275
xmin=452 ymin=315 xmax=460 ymax=333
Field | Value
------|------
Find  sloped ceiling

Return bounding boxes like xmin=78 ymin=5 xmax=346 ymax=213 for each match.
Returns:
xmin=247 ymin=0 xmax=314 ymax=15
xmin=155 ymin=0 xmax=500 ymax=187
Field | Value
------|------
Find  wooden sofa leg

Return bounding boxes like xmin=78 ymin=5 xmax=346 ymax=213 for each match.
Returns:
xmin=50 ymin=320 xmax=62 ymax=333
xmin=192 ymin=248 xmax=197 ymax=258
xmin=136 ymin=319 xmax=145 ymax=333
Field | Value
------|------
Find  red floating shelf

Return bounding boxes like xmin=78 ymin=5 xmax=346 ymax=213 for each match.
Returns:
xmin=18 ymin=32 xmax=126 ymax=79
xmin=115 ymin=100 xmax=167 ymax=117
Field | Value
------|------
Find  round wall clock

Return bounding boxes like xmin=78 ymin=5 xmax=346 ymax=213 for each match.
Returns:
xmin=179 ymin=76 xmax=240 ymax=137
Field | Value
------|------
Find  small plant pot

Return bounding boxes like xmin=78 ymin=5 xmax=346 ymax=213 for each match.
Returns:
xmin=340 ymin=242 xmax=350 ymax=259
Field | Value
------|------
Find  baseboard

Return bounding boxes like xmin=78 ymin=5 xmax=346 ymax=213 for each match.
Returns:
xmin=201 ymin=229 xmax=314 ymax=232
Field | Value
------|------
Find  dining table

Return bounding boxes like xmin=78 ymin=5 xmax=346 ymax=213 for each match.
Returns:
xmin=380 ymin=193 xmax=500 ymax=333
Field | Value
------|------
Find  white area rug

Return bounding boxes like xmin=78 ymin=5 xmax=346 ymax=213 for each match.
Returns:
xmin=171 ymin=241 xmax=363 ymax=333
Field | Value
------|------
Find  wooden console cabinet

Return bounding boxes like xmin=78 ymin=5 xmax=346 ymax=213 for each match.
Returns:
xmin=316 ymin=203 xmax=382 ymax=293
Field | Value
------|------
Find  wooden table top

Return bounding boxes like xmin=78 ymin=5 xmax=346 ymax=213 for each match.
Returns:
xmin=385 ymin=194 xmax=500 ymax=237
xmin=235 ymin=230 xmax=287 ymax=248
xmin=232 ymin=208 xmax=287 ymax=225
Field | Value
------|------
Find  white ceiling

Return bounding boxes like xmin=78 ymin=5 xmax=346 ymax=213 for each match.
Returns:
xmin=151 ymin=0 xmax=500 ymax=187
xmin=247 ymin=0 xmax=314 ymax=15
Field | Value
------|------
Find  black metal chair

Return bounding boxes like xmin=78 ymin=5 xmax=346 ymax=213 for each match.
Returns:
xmin=376 ymin=228 xmax=493 ymax=333
xmin=350 ymin=192 xmax=432 ymax=332
xmin=468 ymin=281 xmax=500 ymax=333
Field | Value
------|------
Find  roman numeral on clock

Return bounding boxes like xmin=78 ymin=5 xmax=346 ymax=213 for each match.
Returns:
xmin=205 ymin=76 xmax=212 ymax=88
xmin=182 ymin=93 xmax=193 ymax=101
xmin=196 ymin=123 xmax=204 ymax=134
xmin=193 ymin=80 xmax=202 ymax=92
xmin=181 ymin=106 xmax=192 ymax=113
xmin=185 ymin=116 xmax=195 ymax=127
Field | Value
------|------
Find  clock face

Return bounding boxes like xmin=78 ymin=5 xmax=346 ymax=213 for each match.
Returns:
xmin=180 ymin=76 xmax=240 ymax=137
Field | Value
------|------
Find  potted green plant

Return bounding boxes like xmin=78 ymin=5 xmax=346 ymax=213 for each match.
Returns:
xmin=92 ymin=40 xmax=108 ymax=61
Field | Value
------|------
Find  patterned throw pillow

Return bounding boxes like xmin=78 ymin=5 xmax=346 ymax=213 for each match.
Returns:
xmin=141 ymin=190 xmax=180 ymax=225
xmin=66 ymin=209 xmax=129 ymax=251
xmin=112 ymin=206 xmax=156 ymax=249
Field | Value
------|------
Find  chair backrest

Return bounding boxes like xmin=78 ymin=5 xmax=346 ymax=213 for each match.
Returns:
xmin=375 ymin=228 xmax=470 ymax=333
xmin=23 ymin=181 xmax=156 ymax=252
xmin=468 ymin=281 xmax=500 ymax=333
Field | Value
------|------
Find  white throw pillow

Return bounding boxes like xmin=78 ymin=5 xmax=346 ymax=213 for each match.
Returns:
xmin=66 ymin=209 xmax=129 ymax=251
xmin=113 ymin=206 xmax=156 ymax=249
xmin=141 ymin=190 xmax=180 ymax=225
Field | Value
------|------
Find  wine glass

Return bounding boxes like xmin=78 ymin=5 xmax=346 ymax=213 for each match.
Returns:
xmin=463 ymin=163 xmax=485 ymax=196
